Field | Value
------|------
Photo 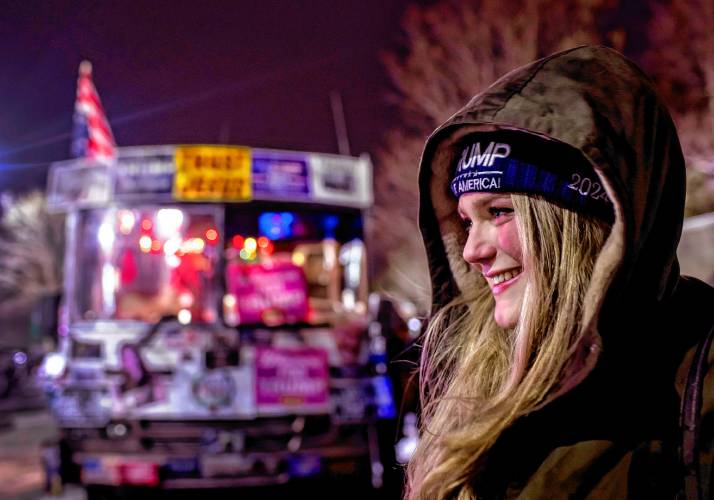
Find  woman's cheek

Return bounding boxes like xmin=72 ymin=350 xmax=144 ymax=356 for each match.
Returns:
xmin=498 ymin=221 xmax=523 ymax=262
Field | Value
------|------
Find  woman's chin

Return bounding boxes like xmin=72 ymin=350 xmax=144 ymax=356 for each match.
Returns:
xmin=494 ymin=304 xmax=519 ymax=329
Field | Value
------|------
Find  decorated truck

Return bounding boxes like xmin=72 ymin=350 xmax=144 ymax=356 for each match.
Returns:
xmin=40 ymin=145 xmax=398 ymax=496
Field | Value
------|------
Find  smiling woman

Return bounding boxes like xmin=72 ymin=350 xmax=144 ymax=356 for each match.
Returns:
xmin=458 ymin=193 xmax=525 ymax=328
xmin=408 ymin=45 xmax=714 ymax=500
xmin=451 ymin=126 xmax=613 ymax=337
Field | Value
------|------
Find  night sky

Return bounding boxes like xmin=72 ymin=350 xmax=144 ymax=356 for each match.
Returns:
xmin=0 ymin=0 xmax=425 ymax=193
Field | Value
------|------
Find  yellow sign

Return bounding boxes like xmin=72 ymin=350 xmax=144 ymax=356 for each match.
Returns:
xmin=173 ymin=146 xmax=252 ymax=201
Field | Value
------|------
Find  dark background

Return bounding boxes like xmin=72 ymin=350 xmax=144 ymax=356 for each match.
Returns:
xmin=0 ymin=0 xmax=428 ymax=193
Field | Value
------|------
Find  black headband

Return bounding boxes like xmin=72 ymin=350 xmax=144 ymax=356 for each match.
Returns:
xmin=450 ymin=131 xmax=613 ymax=222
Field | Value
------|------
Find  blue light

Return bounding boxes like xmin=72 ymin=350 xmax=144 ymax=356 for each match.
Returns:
xmin=12 ymin=351 xmax=27 ymax=365
xmin=323 ymin=215 xmax=339 ymax=238
xmin=259 ymin=212 xmax=294 ymax=240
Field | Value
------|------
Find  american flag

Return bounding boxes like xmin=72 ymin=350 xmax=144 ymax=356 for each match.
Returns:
xmin=70 ymin=60 xmax=116 ymax=162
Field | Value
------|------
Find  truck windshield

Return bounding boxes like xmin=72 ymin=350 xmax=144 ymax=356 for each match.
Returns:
xmin=222 ymin=204 xmax=365 ymax=326
xmin=69 ymin=206 xmax=221 ymax=324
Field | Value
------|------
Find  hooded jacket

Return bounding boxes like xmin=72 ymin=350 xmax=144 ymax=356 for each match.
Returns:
xmin=418 ymin=45 xmax=714 ymax=498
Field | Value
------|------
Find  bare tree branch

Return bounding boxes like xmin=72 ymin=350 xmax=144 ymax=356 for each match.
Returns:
xmin=644 ymin=0 xmax=714 ymax=216
xmin=0 ymin=191 xmax=64 ymax=313
xmin=371 ymin=0 xmax=614 ymax=309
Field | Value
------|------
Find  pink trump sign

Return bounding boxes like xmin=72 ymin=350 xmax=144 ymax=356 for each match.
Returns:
xmin=254 ymin=346 xmax=330 ymax=413
xmin=227 ymin=261 xmax=308 ymax=325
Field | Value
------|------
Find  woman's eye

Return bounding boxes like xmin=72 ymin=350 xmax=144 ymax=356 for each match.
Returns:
xmin=461 ymin=218 xmax=473 ymax=232
xmin=488 ymin=207 xmax=514 ymax=219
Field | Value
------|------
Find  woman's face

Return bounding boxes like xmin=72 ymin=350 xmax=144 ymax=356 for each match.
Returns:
xmin=458 ymin=192 xmax=526 ymax=328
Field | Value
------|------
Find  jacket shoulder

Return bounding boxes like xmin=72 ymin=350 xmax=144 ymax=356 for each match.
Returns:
xmin=673 ymin=276 xmax=714 ymax=500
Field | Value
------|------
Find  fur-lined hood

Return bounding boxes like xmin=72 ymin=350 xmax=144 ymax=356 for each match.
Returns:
xmin=418 ymin=45 xmax=687 ymax=398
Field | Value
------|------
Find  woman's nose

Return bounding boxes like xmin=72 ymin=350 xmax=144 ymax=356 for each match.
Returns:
xmin=462 ymin=222 xmax=495 ymax=268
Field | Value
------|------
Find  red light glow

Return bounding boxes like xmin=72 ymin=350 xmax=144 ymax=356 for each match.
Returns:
xmin=231 ymin=235 xmax=244 ymax=249
xmin=263 ymin=241 xmax=275 ymax=255
xmin=141 ymin=219 xmax=153 ymax=231
xmin=257 ymin=236 xmax=269 ymax=248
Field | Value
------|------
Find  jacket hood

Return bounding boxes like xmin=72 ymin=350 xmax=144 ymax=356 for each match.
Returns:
xmin=418 ymin=45 xmax=686 ymax=396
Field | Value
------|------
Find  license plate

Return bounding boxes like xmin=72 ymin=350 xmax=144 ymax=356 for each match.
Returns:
xmin=80 ymin=457 xmax=159 ymax=486
xmin=121 ymin=461 xmax=159 ymax=486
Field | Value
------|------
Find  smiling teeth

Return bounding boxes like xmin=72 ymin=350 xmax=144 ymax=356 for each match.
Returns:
xmin=491 ymin=268 xmax=521 ymax=285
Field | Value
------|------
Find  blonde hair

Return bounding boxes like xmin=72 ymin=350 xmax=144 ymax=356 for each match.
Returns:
xmin=406 ymin=194 xmax=609 ymax=500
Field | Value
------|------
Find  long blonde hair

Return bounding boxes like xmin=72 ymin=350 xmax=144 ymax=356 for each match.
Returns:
xmin=406 ymin=194 xmax=609 ymax=499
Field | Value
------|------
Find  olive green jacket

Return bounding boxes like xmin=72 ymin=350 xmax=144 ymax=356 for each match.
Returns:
xmin=418 ymin=45 xmax=714 ymax=499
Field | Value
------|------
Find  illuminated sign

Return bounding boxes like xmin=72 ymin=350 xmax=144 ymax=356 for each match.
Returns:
xmin=226 ymin=261 xmax=308 ymax=325
xmin=252 ymin=149 xmax=310 ymax=199
xmin=255 ymin=346 xmax=329 ymax=414
xmin=173 ymin=146 xmax=252 ymax=201
xmin=114 ymin=154 xmax=175 ymax=200
xmin=308 ymin=153 xmax=372 ymax=208
xmin=47 ymin=161 xmax=112 ymax=211
xmin=47 ymin=146 xmax=373 ymax=211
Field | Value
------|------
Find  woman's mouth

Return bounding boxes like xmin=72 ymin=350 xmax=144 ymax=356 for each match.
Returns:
xmin=487 ymin=267 xmax=522 ymax=294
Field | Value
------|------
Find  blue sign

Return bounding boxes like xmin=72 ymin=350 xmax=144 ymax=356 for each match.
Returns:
xmin=252 ymin=150 xmax=310 ymax=199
